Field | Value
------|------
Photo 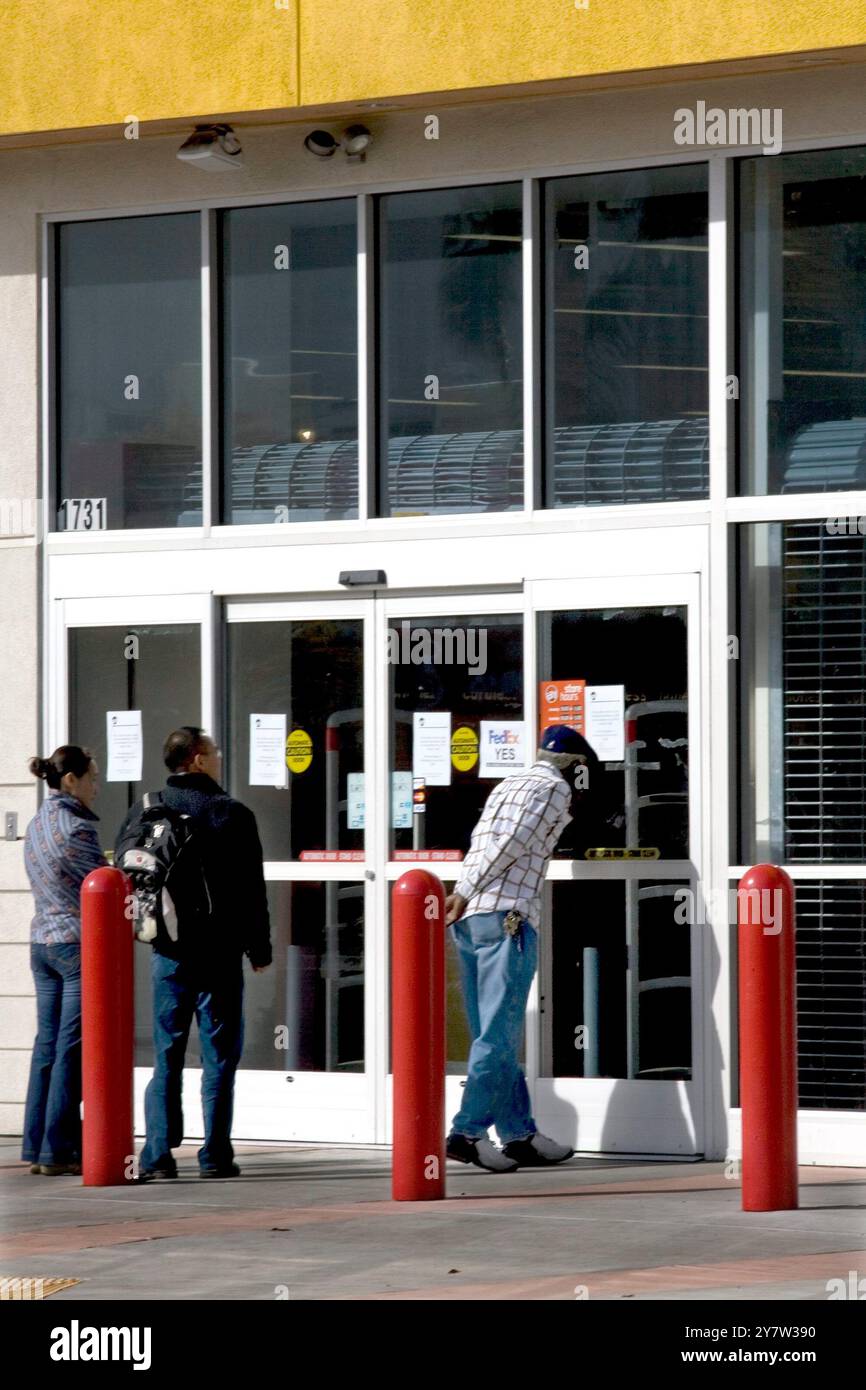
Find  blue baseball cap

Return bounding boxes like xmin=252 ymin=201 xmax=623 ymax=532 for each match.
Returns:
xmin=539 ymin=724 xmax=596 ymax=761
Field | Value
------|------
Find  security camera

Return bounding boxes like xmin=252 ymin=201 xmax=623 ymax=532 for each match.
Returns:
xmin=304 ymin=129 xmax=338 ymax=158
xmin=177 ymin=125 xmax=243 ymax=171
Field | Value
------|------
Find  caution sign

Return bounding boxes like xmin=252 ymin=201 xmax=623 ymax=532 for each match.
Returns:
xmin=285 ymin=728 xmax=313 ymax=774
xmin=584 ymin=847 xmax=661 ymax=861
xmin=451 ymin=725 xmax=479 ymax=772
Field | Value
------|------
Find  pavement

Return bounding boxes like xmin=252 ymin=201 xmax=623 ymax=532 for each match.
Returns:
xmin=2 ymin=1140 xmax=865 ymax=1301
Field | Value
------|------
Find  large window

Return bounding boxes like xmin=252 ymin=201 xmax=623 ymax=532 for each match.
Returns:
xmin=57 ymin=214 xmax=202 ymax=530
xmin=544 ymin=164 xmax=708 ymax=508
xmin=739 ymin=146 xmax=866 ymax=495
xmin=221 ymin=201 xmax=358 ymax=523
xmin=377 ymin=184 xmax=523 ymax=517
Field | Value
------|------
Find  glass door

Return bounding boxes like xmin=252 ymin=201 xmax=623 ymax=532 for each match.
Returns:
xmin=529 ymin=575 xmax=703 ymax=1156
xmin=224 ymin=599 xmax=377 ymax=1143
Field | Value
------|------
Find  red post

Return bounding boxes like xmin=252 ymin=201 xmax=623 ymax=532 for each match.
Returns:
xmin=81 ymin=866 xmax=134 ymax=1186
xmin=737 ymin=864 xmax=798 ymax=1211
xmin=391 ymin=869 xmax=445 ymax=1201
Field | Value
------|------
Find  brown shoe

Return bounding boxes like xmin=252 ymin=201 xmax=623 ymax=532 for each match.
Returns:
xmin=39 ymin=1163 xmax=82 ymax=1176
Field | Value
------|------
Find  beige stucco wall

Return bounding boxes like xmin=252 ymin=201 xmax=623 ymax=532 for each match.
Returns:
xmin=0 ymin=61 xmax=865 ymax=1135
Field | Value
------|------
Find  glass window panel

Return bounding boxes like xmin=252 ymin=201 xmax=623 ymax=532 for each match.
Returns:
xmin=378 ymin=184 xmax=523 ymax=517
xmin=240 ymin=881 xmax=364 ymax=1072
xmin=739 ymin=145 xmax=866 ymax=495
xmin=538 ymin=606 xmax=689 ymax=857
xmin=57 ymin=215 xmax=202 ymax=530
xmin=548 ymin=881 xmax=692 ymax=1081
xmin=544 ymin=164 xmax=708 ymax=507
xmin=67 ymin=622 xmax=202 ymax=1071
xmin=226 ymin=619 xmax=363 ymax=860
xmin=738 ymin=520 xmax=866 ymax=864
xmin=388 ymin=614 xmax=523 ymax=857
xmin=221 ymin=201 xmax=358 ymax=523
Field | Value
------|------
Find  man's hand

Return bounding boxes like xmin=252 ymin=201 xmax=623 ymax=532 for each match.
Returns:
xmin=445 ymin=893 xmax=467 ymax=926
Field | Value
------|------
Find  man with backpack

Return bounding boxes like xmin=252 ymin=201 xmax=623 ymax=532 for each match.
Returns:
xmin=115 ymin=727 xmax=271 ymax=1181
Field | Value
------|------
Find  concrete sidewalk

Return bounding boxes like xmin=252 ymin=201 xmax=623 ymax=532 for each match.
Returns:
xmin=2 ymin=1140 xmax=865 ymax=1301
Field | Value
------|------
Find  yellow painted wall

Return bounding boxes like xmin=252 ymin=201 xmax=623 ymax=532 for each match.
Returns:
xmin=1 ymin=0 xmax=865 ymax=135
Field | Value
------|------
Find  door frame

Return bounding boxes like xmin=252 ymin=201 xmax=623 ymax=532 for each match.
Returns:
xmin=527 ymin=572 xmax=705 ymax=1155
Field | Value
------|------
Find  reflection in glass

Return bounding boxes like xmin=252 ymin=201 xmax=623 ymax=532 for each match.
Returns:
xmin=740 ymin=146 xmax=866 ymax=495
xmin=378 ymin=184 xmax=523 ymax=516
xmin=548 ymin=881 xmax=691 ymax=1080
xmin=389 ymin=615 xmax=523 ymax=856
xmin=738 ymin=521 xmax=866 ymax=864
xmin=539 ymin=606 xmax=688 ymax=858
xmin=544 ymin=165 xmax=708 ymax=507
xmin=221 ymin=201 xmax=358 ymax=522
xmin=241 ymin=881 xmax=364 ymax=1072
xmin=57 ymin=215 xmax=202 ymax=530
xmin=68 ymin=624 xmax=201 ymax=852
xmin=227 ymin=620 xmax=363 ymax=860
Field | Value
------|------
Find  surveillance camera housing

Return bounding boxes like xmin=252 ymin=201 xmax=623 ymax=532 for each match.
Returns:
xmin=304 ymin=129 xmax=338 ymax=157
xmin=177 ymin=125 xmax=243 ymax=171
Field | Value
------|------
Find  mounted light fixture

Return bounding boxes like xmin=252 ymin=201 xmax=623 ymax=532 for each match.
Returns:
xmin=177 ymin=124 xmax=243 ymax=171
xmin=339 ymin=570 xmax=387 ymax=587
xmin=304 ymin=124 xmax=373 ymax=162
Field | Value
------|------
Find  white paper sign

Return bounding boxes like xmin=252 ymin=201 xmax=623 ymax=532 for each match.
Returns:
xmin=585 ymin=685 xmax=625 ymax=762
xmin=250 ymin=713 xmax=288 ymax=788
xmin=391 ymin=771 xmax=413 ymax=829
xmin=412 ymin=712 xmax=451 ymax=787
xmin=347 ymin=772 xmax=365 ymax=830
xmin=480 ymin=720 xmax=527 ymax=778
xmin=107 ymin=710 xmax=142 ymax=783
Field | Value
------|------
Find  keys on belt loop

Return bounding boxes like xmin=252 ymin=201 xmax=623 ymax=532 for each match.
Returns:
xmin=504 ymin=909 xmax=522 ymax=951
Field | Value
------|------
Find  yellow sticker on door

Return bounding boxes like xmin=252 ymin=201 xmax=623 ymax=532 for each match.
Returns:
xmin=451 ymin=725 xmax=479 ymax=772
xmin=285 ymin=729 xmax=313 ymax=774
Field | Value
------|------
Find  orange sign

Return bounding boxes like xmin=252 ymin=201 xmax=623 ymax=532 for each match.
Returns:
xmin=539 ymin=679 xmax=585 ymax=738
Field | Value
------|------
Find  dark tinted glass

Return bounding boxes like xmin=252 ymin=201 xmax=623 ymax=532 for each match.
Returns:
xmin=544 ymin=165 xmax=708 ymax=507
xmin=221 ymin=201 xmax=358 ymax=523
xmin=57 ymin=215 xmax=201 ymax=530
xmin=740 ymin=146 xmax=866 ymax=495
xmin=378 ymin=184 xmax=523 ymax=516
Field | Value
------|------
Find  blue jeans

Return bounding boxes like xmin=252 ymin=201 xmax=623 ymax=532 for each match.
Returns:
xmin=449 ymin=911 xmax=539 ymax=1145
xmin=22 ymin=942 xmax=82 ymax=1166
xmin=140 ymin=952 xmax=244 ymax=1173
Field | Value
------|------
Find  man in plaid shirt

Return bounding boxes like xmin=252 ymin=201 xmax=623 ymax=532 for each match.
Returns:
xmin=445 ymin=724 xmax=597 ymax=1172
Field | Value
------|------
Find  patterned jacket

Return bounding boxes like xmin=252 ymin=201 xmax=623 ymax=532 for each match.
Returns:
xmin=24 ymin=793 xmax=106 ymax=944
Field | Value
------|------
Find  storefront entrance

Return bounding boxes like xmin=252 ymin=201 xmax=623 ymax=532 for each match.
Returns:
xmin=58 ymin=566 xmax=704 ymax=1155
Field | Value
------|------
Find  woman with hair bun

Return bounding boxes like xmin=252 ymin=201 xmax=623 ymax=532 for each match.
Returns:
xmin=21 ymin=746 xmax=105 ymax=1176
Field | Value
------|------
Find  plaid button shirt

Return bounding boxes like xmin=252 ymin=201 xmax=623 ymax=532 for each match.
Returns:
xmin=25 ymin=792 xmax=106 ymax=945
xmin=454 ymin=761 xmax=572 ymax=930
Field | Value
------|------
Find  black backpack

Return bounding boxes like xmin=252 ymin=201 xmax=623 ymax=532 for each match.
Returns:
xmin=116 ymin=793 xmax=213 ymax=948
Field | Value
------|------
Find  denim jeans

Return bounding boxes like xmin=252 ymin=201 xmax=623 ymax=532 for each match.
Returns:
xmin=140 ymin=951 xmax=244 ymax=1173
xmin=449 ymin=910 xmax=539 ymax=1146
xmin=22 ymin=942 xmax=82 ymax=1166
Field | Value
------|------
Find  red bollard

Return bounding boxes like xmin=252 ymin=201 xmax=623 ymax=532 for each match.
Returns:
xmin=737 ymin=864 xmax=798 ymax=1211
xmin=81 ymin=866 xmax=134 ymax=1186
xmin=391 ymin=869 xmax=445 ymax=1201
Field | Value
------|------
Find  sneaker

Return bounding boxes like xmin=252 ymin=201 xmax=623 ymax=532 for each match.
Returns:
xmin=38 ymin=1163 xmax=82 ymax=1176
xmin=29 ymin=1163 xmax=42 ymax=1175
xmin=502 ymin=1133 xmax=574 ymax=1167
xmin=446 ymin=1133 xmax=518 ymax=1173
xmin=137 ymin=1163 xmax=178 ymax=1182
xmin=199 ymin=1163 xmax=241 ymax=1179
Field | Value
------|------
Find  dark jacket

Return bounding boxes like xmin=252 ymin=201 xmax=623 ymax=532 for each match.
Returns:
xmin=115 ymin=773 xmax=272 ymax=968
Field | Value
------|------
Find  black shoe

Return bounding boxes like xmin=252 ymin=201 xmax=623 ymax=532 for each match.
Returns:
xmin=445 ymin=1134 xmax=518 ymax=1173
xmin=199 ymin=1163 xmax=241 ymax=1179
xmin=137 ymin=1164 xmax=178 ymax=1182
